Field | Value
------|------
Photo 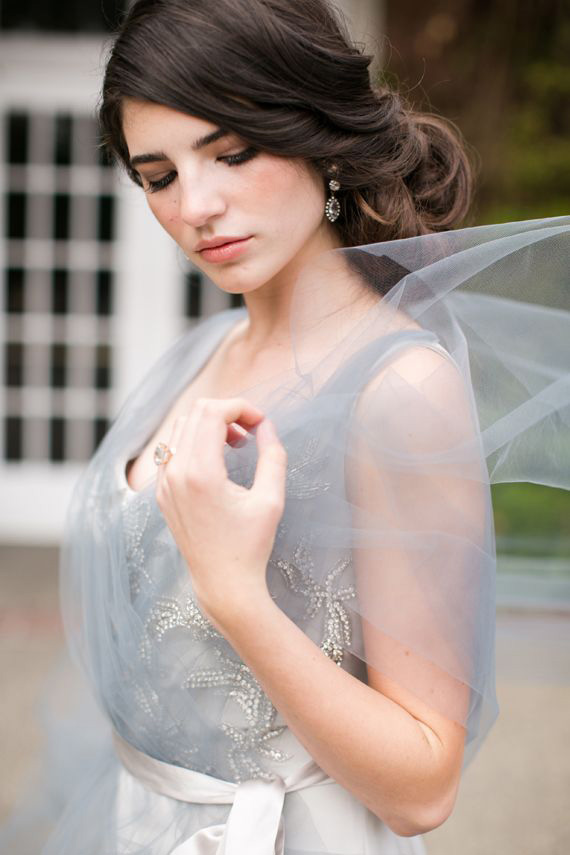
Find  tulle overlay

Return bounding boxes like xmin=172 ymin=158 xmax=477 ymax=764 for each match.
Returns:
xmin=2 ymin=217 xmax=569 ymax=854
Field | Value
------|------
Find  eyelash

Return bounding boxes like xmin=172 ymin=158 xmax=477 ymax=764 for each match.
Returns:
xmin=144 ymin=146 xmax=258 ymax=193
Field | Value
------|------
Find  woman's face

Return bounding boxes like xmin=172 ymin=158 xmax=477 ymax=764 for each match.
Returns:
xmin=121 ymin=98 xmax=340 ymax=296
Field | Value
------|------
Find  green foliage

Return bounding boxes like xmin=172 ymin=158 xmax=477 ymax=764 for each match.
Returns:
xmin=385 ymin=2 xmax=570 ymax=225
xmin=477 ymin=19 xmax=570 ymax=222
xmin=492 ymin=483 xmax=570 ymax=558
xmin=385 ymin=3 xmax=570 ymax=550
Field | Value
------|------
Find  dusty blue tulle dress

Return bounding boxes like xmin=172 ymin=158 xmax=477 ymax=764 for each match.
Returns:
xmin=1 ymin=216 xmax=569 ymax=854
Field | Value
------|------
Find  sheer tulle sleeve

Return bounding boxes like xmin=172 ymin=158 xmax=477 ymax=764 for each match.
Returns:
xmin=344 ymin=340 xmax=496 ymax=769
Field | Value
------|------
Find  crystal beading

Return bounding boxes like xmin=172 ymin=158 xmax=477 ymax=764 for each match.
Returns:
xmin=270 ymin=535 xmax=356 ymax=667
xmin=325 ymin=196 xmax=341 ymax=223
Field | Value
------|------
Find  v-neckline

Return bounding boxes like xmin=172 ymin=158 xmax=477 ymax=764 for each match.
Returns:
xmin=119 ymin=310 xmax=248 ymax=496
xmin=118 ymin=311 xmax=442 ymax=498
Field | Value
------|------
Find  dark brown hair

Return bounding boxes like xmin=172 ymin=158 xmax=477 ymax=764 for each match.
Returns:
xmin=99 ymin=0 xmax=474 ymax=246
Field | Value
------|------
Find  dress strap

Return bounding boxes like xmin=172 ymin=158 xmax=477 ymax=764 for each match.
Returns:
xmin=112 ymin=729 xmax=336 ymax=855
xmin=319 ymin=328 xmax=443 ymax=398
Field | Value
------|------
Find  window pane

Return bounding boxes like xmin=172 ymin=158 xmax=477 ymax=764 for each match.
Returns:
xmin=52 ymin=270 xmax=69 ymax=315
xmin=185 ymin=270 xmax=202 ymax=318
xmin=5 ymin=269 xmax=25 ymax=313
xmin=54 ymin=114 xmax=73 ymax=166
xmin=5 ymin=342 xmax=24 ymax=387
xmin=4 ymin=417 xmax=23 ymax=461
xmin=50 ymin=343 xmax=67 ymax=388
xmin=97 ymin=195 xmax=115 ymax=242
xmin=53 ymin=194 xmax=71 ymax=241
xmin=6 ymin=113 xmax=28 ymax=164
xmin=6 ymin=193 xmax=27 ymax=239
xmin=96 ymin=270 xmax=113 ymax=316
xmin=94 ymin=344 xmax=112 ymax=390
xmin=49 ymin=417 xmax=65 ymax=462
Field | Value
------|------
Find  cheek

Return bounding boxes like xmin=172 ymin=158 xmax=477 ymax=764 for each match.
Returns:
xmin=147 ymin=196 xmax=180 ymax=229
xmin=248 ymin=158 xmax=324 ymax=229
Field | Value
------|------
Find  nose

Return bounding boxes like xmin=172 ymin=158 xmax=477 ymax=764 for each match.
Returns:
xmin=178 ymin=172 xmax=226 ymax=228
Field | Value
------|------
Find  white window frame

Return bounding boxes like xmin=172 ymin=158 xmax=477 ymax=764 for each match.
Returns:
xmin=0 ymin=35 xmax=188 ymax=542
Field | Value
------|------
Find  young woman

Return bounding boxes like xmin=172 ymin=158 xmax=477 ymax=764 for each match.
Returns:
xmin=12 ymin=1 xmax=569 ymax=853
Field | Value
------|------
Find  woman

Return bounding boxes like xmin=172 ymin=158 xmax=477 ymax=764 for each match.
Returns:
xmin=9 ymin=1 xmax=570 ymax=853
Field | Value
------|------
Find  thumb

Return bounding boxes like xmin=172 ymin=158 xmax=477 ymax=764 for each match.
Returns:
xmin=252 ymin=419 xmax=287 ymax=503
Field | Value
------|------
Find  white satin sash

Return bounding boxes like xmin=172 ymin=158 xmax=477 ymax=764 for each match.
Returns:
xmin=112 ymin=730 xmax=337 ymax=854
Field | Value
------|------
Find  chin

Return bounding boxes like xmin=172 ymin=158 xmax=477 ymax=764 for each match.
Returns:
xmin=209 ymin=262 xmax=282 ymax=295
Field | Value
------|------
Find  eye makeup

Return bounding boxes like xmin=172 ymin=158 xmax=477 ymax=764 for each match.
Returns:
xmin=143 ymin=145 xmax=259 ymax=193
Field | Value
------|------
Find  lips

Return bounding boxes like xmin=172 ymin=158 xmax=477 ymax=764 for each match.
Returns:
xmin=196 ymin=236 xmax=253 ymax=264
xmin=195 ymin=236 xmax=249 ymax=252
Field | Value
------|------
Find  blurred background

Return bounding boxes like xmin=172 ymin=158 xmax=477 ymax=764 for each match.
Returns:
xmin=0 ymin=1 xmax=569 ymax=853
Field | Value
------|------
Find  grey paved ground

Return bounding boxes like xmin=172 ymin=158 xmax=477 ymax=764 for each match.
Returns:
xmin=1 ymin=545 xmax=569 ymax=854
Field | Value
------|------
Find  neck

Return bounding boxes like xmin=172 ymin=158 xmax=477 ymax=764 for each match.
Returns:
xmin=237 ymin=223 xmax=344 ymax=354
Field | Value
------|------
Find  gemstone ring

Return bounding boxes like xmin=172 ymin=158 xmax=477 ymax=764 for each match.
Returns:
xmin=153 ymin=442 xmax=176 ymax=466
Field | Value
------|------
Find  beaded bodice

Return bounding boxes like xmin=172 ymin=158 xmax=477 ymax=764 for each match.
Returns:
xmin=78 ymin=308 xmax=441 ymax=785
xmin=108 ymin=414 xmax=365 ymax=784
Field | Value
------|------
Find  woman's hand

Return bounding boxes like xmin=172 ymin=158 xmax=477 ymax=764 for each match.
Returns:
xmin=155 ymin=397 xmax=287 ymax=633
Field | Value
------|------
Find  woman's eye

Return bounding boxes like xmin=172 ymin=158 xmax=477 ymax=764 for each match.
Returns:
xmin=142 ymin=146 xmax=257 ymax=193
xmin=218 ymin=146 xmax=258 ymax=166
xmin=144 ymin=171 xmax=176 ymax=193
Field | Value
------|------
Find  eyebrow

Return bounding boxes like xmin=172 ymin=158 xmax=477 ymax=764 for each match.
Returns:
xmin=129 ymin=128 xmax=229 ymax=169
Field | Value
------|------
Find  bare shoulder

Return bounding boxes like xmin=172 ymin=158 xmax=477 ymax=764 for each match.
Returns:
xmin=356 ymin=336 xmax=463 ymax=409
xmin=348 ymin=335 xmax=478 ymax=458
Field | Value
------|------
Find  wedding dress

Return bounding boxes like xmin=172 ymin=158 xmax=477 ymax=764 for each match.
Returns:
xmin=2 ymin=216 xmax=569 ymax=854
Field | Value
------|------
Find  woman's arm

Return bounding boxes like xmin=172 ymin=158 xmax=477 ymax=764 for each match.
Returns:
xmin=212 ymin=588 xmax=466 ymax=837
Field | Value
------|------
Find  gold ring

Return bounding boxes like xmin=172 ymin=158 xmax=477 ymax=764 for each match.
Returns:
xmin=153 ymin=442 xmax=176 ymax=466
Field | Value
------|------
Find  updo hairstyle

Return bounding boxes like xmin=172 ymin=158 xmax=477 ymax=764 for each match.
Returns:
xmin=99 ymin=0 xmax=474 ymax=247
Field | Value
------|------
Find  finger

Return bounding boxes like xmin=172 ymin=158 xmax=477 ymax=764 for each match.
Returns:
xmin=178 ymin=398 xmax=263 ymax=444
xmin=155 ymin=415 xmax=191 ymax=491
xmin=155 ymin=413 xmax=203 ymax=540
xmin=164 ymin=399 xmax=230 ymax=482
xmin=251 ymin=418 xmax=287 ymax=507
xmin=171 ymin=418 xmax=246 ymax=449
xmin=188 ymin=398 xmax=265 ymax=476
xmin=224 ymin=396 xmax=264 ymax=445
xmin=226 ymin=422 xmax=249 ymax=447
xmin=216 ymin=397 xmax=265 ymax=431
xmin=158 ymin=398 xmax=265 ymax=489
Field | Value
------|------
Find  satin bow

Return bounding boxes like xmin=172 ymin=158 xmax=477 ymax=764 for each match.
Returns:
xmin=113 ymin=730 xmax=336 ymax=854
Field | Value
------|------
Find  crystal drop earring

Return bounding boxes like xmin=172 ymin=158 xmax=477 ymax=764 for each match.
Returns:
xmin=325 ymin=169 xmax=341 ymax=223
